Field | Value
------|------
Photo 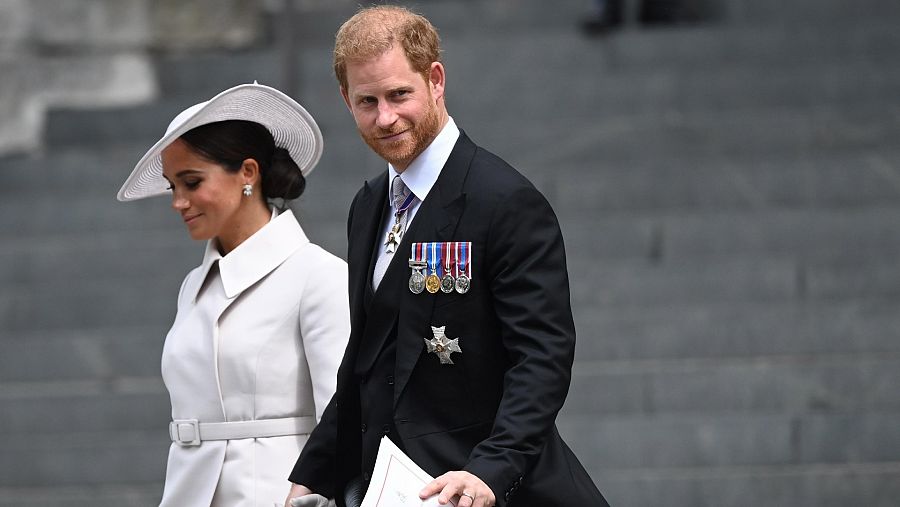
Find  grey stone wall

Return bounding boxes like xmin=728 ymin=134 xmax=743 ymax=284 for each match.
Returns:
xmin=0 ymin=0 xmax=262 ymax=155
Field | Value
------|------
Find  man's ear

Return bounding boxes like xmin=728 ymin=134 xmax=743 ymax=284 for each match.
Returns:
xmin=429 ymin=62 xmax=446 ymax=101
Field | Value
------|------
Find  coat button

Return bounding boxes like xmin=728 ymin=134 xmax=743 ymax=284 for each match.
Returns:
xmin=387 ymin=375 xmax=394 ymax=385
xmin=361 ymin=424 xmax=367 ymax=433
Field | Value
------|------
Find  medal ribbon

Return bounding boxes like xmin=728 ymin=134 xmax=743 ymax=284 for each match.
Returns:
xmin=459 ymin=242 xmax=470 ymax=278
xmin=395 ymin=191 xmax=416 ymax=218
xmin=411 ymin=242 xmax=425 ymax=264
xmin=442 ymin=242 xmax=452 ymax=277
xmin=429 ymin=242 xmax=440 ymax=275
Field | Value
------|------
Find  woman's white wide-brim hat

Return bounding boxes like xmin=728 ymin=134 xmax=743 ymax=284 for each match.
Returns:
xmin=117 ymin=82 xmax=323 ymax=202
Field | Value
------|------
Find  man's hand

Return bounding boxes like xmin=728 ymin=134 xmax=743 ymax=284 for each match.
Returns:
xmin=419 ymin=471 xmax=495 ymax=507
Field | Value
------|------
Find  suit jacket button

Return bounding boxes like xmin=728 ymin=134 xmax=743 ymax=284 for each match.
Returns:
xmin=382 ymin=424 xmax=391 ymax=434
xmin=361 ymin=424 xmax=367 ymax=433
xmin=387 ymin=375 xmax=394 ymax=385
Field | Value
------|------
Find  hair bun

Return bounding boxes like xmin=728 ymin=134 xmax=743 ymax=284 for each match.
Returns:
xmin=263 ymin=147 xmax=306 ymax=201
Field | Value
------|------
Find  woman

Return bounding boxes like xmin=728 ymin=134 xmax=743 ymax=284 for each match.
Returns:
xmin=118 ymin=83 xmax=350 ymax=506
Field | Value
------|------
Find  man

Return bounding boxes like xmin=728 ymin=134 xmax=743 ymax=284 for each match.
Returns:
xmin=287 ymin=6 xmax=609 ymax=507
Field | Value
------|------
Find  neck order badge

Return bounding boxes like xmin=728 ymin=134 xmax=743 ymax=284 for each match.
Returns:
xmin=384 ymin=177 xmax=416 ymax=254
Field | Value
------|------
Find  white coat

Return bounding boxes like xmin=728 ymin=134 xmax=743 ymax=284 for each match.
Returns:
xmin=159 ymin=209 xmax=349 ymax=507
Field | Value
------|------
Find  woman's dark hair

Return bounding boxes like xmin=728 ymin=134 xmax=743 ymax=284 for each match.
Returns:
xmin=180 ymin=120 xmax=306 ymax=201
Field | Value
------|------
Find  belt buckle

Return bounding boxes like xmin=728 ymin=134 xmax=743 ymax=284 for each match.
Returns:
xmin=171 ymin=419 xmax=201 ymax=446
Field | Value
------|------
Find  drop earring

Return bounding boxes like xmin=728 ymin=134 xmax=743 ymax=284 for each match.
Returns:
xmin=242 ymin=184 xmax=253 ymax=197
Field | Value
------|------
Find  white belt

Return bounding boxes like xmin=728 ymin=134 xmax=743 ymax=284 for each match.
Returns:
xmin=169 ymin=416 xmax=316 ymax=447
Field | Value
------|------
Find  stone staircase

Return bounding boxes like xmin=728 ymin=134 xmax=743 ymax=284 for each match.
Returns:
xmin=2 ymin=0 xmax=900 ymax=505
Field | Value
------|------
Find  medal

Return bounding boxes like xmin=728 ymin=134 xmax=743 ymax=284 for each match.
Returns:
xmin=424 ymin=325 xmax=462 ymax=364
xmin=408 ymin=244 xmax=426 ymax=294
xmin=440 ymin=242 xmax=455 ymax=293
xmin=408 ymin=262 xmax=426 ymax=294
xmin=455 ymin=241 xmax=471 ymax=294
xmin=425 ymin=242 xmax=440 ymax=294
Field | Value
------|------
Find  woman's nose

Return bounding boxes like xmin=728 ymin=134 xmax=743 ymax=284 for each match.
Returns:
xmin=171 ymin=192 xmax=189 ymax=211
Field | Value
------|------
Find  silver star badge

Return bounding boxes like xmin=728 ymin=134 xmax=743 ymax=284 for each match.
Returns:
xmin=424 ymin=326 xmax=462 ymax=364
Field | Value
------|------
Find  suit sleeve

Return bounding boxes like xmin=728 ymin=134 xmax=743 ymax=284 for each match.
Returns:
xmin=289 ymin=394 xmax=339 ymax=496
xmin=463 ymin=184 xmax=577 ymax=504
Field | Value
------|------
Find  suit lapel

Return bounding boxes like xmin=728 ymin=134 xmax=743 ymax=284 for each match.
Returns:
xmin=347 ymin=174 xmax=388 ymax=335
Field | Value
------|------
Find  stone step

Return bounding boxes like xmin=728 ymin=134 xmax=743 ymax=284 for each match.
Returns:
xmin=0 ymin=231 xmax=197 ymax=285
xmin=0 ymin=484 xmax=163 ymax=507
xmin=478 ymin=102 xmax=900 ymax=180
xmin=726 ymin=0 xmax=900 ymax=25
xmin=446 ymin=31 xmax=900 ymax=124
xmin=556 ymin=411 xmax=900 ymax=469
xmin=0 ymin=326 xmax=166 ymax=382
xmin=542 ymin=151 xmax=900 ymax=217
xmin=562 ymin=206 xmax=900 ymax=265
xmin=594 ymin=461 xmax=900 ymax=507
xmin=570 ymin=257 xmax=799 ymax=305
xmin=571 ymin=256 xmax=900 ymax=307
xmin=574 ymin=297 xmax=900 ymax=361
xmin=0 ymin=388 xmax=169 ymax=436
xmin=0 ymin=430 xmax=168 ymax=487
xmin=0 ymin=276 xmax=183 ymax=332
xmin=566 ymin=355 xmax=900 ymax=415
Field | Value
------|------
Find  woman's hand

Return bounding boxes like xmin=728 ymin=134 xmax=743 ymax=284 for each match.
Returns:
xmin=284 ymin=483 xmax=313 ymax=507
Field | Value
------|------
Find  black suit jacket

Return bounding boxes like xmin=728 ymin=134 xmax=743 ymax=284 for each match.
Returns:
xmin=290 ymin=132 xmax=608 ymax=507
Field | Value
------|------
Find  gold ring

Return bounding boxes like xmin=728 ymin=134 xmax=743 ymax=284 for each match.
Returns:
xmin=462 ymin=492 xmax=475 ymax=501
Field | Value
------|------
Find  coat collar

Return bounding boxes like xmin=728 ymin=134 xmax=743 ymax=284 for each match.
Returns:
xmin=188 ymin=209 xmax=309 ymax=302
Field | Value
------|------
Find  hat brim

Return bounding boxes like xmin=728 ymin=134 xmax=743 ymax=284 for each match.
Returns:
xmin=117 ymin=83 xmax=323 ymax=202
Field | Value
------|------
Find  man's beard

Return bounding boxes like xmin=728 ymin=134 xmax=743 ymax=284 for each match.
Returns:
xmin=361 ymin=100 xmax=442 ymax=169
